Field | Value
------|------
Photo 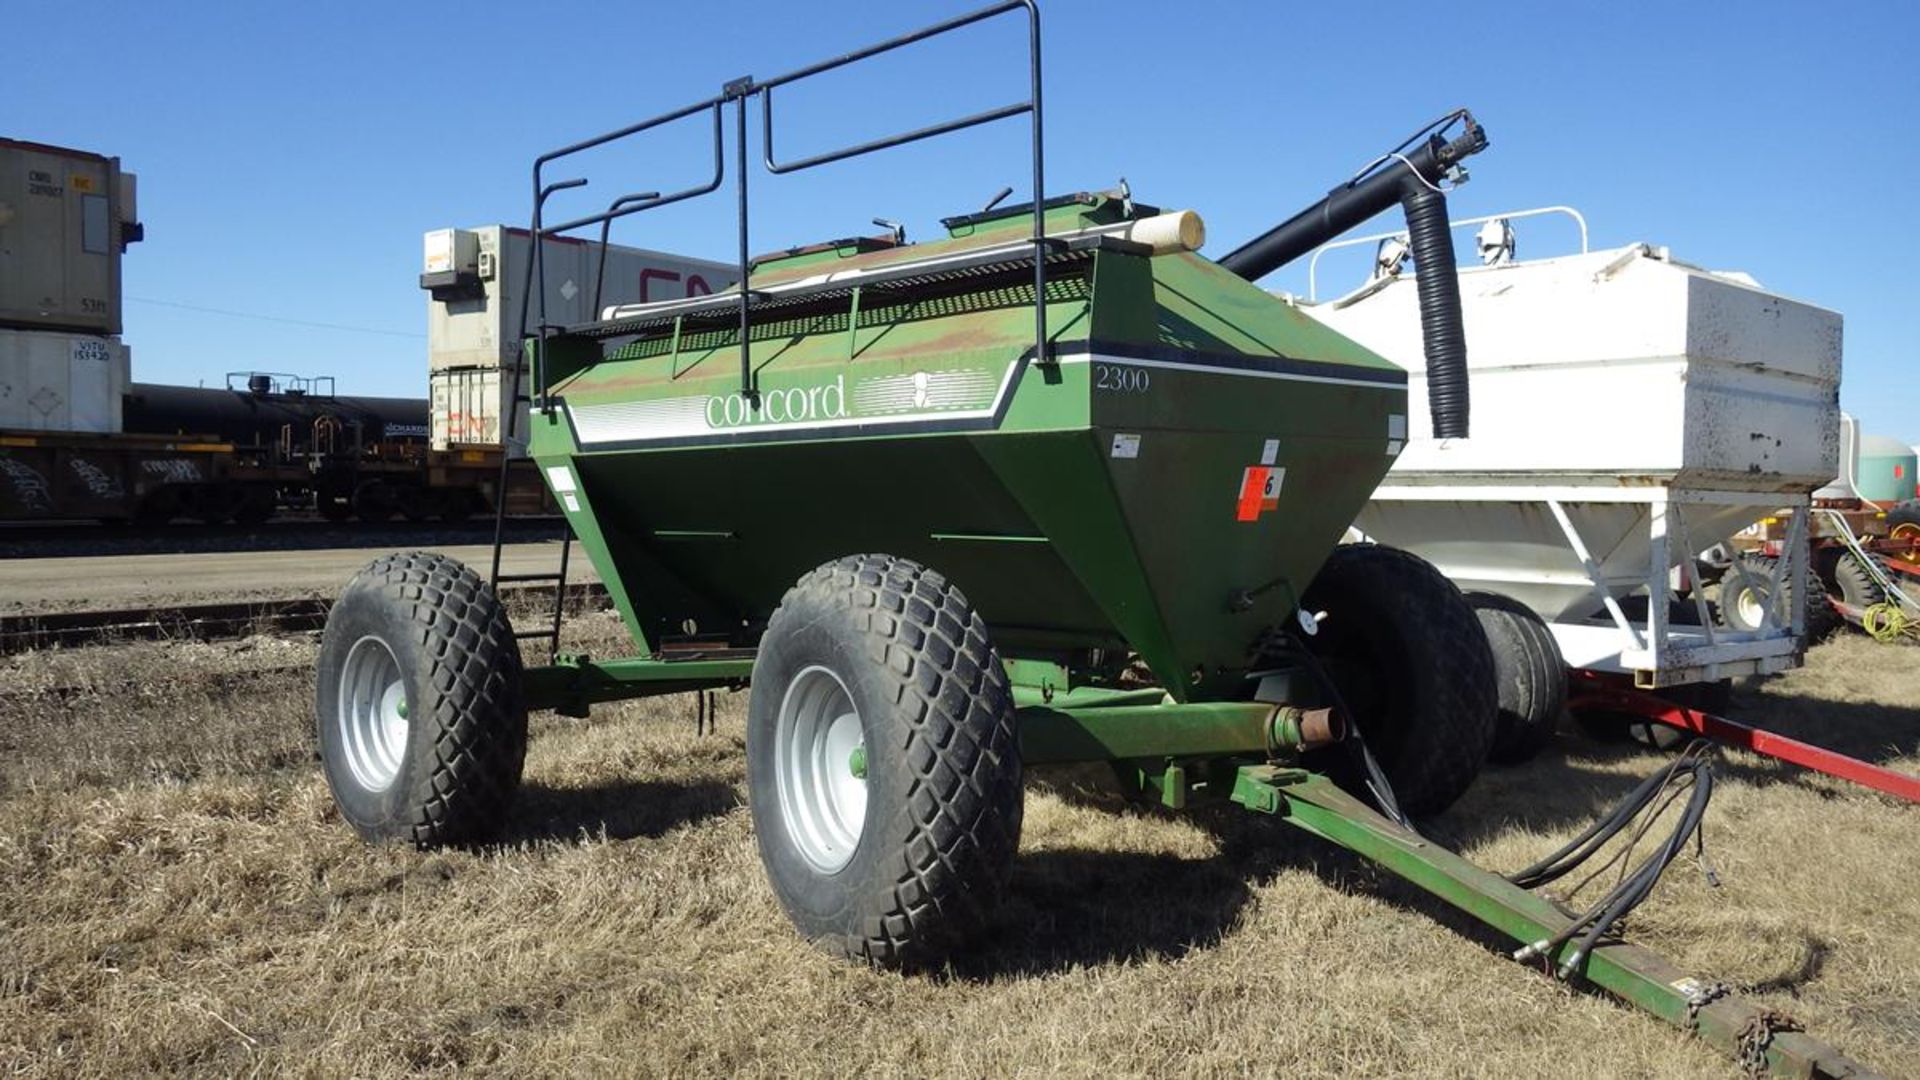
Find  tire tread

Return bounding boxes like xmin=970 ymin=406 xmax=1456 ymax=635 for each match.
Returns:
xmin=351 ymin=551 xmax=527 ymax=848
xmin=764 ymin=554 xmax=1021 ymax=967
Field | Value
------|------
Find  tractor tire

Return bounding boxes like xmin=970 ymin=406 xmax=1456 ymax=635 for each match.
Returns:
xmin=1299 ymin=544 xmax=1499 ymax=817
xmin=747 ymin=554 xmax=1022 ymax=969
xmin=1464 ymin=591 xmax=1565 ymax=764
xmin=1833 ymin=551 xmax=1890 ymax=611
xmin=1886 ymin=499 xmax=1920 ymax=536
xmin=315 ymin=551 xmax=528 ymax=848
xmin=1716 ymin=553 xmax=1839 ymax=642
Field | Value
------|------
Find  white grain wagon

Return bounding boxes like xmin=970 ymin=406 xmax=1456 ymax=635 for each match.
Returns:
xmin=1300 ymin=210 xmax=1840 ymax=687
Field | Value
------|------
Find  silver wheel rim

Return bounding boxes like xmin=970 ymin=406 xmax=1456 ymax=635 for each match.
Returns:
xmin=773 ymin=665 xmax=867 ymax=873
xmin=1734 ymin=577 xmax=1775 ymax=629
xmin=337 ymin=635 xmax=410 ymax=792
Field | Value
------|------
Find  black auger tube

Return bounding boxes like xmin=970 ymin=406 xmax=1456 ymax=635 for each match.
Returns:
xmin=1218 ymin=115 xmax=1488 ymax=438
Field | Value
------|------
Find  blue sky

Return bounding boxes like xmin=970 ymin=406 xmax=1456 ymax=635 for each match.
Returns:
xmin=8 ymin=1 xmax=1917 ymax=442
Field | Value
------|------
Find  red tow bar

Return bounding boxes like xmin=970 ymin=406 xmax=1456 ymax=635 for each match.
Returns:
xmin=1568 ymin=673 xmax=1920 ymax=805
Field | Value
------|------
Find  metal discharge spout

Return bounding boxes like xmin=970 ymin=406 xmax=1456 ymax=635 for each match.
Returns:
xmin=1219 ymin=113 xmax=1489 ymax=438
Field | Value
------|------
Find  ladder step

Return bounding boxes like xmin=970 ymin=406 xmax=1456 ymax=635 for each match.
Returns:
xmin=496 ymin=572 xmax=565 ymax=584
xmin=513 ymin=629 xmax=560 ymax=641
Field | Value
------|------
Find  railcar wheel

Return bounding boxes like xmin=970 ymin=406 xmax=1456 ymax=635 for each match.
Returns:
xmin=352 ymin=481 xmax=398 ymax=523
xmin=1464 ymin=591 xmax=1566 ymax=764
xmin=438 ymin=490 xmax=475 ymax=524
xmin=747 ymin=554 xmax=1022 ymax=969
xmin=315 ymin=551 xmax=527 ymax=847
xmin=234 ymin=485 xmax=276 ymax=526
xmin=1298 ymin=543 xmax=1498 ymax=817
xmin=317 ymin=488 xmax=352 ymax=522
xmin=400 ymin=488 xmax=435 ymax=523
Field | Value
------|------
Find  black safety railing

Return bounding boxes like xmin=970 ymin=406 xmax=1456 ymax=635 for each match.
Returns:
xmin=523 ymin=0 xmax=1044 ymax=408
xmin=489 ymin=0 xmax=1047 ymax=608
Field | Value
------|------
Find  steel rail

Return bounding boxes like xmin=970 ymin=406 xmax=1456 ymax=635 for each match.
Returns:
xmin=0 ymin=583 xmax=609 ymax=655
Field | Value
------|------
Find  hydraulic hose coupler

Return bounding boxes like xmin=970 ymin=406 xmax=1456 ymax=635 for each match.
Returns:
xmin=1273 ymin=706 xmax=1345 ymax=751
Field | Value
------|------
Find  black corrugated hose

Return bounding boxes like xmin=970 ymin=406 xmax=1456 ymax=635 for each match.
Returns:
xmin=1508 ymin=744 xmax=1720 ymax=980
xmin=1400 ymin=185 xmax=1471 ymax=439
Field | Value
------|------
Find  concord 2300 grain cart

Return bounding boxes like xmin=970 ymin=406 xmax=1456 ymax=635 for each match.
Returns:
xmin=310 ymin=6 xmax=1878 ymax=1075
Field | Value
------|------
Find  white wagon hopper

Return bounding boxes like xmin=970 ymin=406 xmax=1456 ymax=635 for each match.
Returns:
xmin=1299 ymin=215 xmax=1841 ymax=689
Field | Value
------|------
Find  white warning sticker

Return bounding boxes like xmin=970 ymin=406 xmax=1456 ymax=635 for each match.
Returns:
xmin=1110 ymin=433 xmax=1141 ymax=459
xmin=562 ymin=492 xmax=581 ymax=513
xmin=1260 ymin=438 xmax=1280 ymax=466
xmin=1387 ymin=414 xmax=1407 ymax=440
xmin=546 ymin=465 xmax=578 ymax=494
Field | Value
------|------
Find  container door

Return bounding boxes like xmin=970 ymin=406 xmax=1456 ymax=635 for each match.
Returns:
xmin=66 ymin=336 xmax=116 ymax=433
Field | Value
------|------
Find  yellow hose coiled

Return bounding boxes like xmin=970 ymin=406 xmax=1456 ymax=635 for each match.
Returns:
xmin=1861 ymin=602 xmax=1914 ymax=643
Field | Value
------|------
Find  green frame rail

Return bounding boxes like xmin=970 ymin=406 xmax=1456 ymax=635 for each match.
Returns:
xmin=521 ymin=655 xmax=1879 ymax=1078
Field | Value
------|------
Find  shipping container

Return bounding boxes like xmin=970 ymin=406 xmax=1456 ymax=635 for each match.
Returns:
xmin=429 ymin=366 xmax=519 ymax=451
xmin=0 ymin=328 xmax=131 ymax=434
xmin=0 ymin=138 xmax=141 ymax=334
xmin=423 ymin=225 xmax=733 ymax=455
xmin=423 ymin=225 xmax=734 ymax=372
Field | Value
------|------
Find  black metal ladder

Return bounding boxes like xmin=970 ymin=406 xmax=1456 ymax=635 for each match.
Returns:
xmin=488 ymin=378 xmax=573 ymax=663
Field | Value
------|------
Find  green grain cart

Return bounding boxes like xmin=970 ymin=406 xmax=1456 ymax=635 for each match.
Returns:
xmin=311 ymin=6 xmax=1875 ymax=1075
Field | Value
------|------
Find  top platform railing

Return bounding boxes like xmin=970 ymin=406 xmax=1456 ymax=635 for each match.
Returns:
xmin=517 ymin=0 xmax=1048 ymax=411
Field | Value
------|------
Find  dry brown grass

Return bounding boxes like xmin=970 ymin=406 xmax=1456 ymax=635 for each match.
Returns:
xmin=2 ymin=627 xmax=1915 ymax=1078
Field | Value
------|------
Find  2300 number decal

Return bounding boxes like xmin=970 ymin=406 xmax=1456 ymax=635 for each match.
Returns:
xmin=1093 ymin=364 xmax=1151 ymax=393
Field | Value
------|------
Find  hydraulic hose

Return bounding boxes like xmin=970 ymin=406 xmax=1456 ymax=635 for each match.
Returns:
xmin=1509 ymin=747 xmax=1718 ymax=981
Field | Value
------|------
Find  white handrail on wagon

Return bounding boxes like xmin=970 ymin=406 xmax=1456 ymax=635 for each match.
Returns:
xmin=1306 ymin=205 xmax=1590 ymax=301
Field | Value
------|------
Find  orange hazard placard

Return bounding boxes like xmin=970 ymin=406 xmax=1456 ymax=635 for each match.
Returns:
xmin=1236 ymin=465 xmax=1283 ymax=521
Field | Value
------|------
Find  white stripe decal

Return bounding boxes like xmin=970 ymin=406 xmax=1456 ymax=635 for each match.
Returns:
xmin=1093 ymin=354 xmax=1406 ymax=391
xmin=565 ymin=352 xmax=1401 ymax=446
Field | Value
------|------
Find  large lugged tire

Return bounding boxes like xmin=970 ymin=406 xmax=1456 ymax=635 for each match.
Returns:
xmin=315 ymin=551 xmax=528 ymax=847
xmin=1299 ymin=544 xmax=1498 ymax=817
xmin=1885 ymin=500 xmax=1920 ymax=536
xmin=1717 ymin=552 xmax=1839 ymax=641
xmin=1833 ymin=551 xmax=1890 ymax=611
xmin=748 ymin=554 xmax=1022 ymax=968
xmin=1464 ymin=591 xmax=1566 ymax=764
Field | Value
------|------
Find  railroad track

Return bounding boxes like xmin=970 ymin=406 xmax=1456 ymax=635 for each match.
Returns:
xmin=0 ymin=582 xmax=608 ymax=655
xmin=0 ymin=516 xmax=568 ymax=560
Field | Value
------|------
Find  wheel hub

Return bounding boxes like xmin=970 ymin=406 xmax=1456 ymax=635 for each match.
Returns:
xmin=773 ymin=665 xmax=868 ymax=873
xmin=337 ymin=635 xmax=410 ymax=792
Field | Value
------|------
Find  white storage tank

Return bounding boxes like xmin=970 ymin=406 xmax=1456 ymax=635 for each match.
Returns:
xmin=0 ymin=328 xmax=131 ymax=434
xmin=422 ymin=225 xmax=733 ymax=453
xmin=1302 ymin=234 xmax=1842 ymax=683
xmin=0 ymin=138 xmax=142 ymax=335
